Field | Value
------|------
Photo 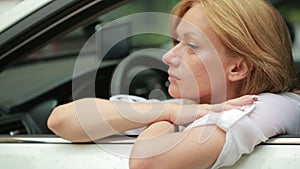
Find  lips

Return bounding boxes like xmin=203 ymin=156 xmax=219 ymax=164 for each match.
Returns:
xmin=168 ymin=71 xmax=180 ymax=81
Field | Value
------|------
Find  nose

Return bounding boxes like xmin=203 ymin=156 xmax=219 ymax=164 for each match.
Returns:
xmin=162 ymin=45 xmax=180 ymax=67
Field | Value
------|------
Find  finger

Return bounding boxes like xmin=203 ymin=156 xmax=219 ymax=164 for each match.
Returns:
xmin=209 ymin=103 xmax=244 ymax=112
xmin=226 ymin=95 xmax=258 ymax=106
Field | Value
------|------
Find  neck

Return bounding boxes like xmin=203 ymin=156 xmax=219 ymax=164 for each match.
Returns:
xmin=197 ymin=84 xmax=241 ymax=104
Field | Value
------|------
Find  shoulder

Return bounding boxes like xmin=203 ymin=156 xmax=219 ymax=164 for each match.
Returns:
xmin=249 ymin=92 xmax=300 ymax=136
xmin=254 ymin=92 xmax=300 ymax=115
xmin=256 ymin=92 xmax=300 ymax=109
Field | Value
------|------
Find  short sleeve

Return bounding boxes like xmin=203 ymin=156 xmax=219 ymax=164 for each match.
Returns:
xmin=211 ymin=112 xmax=268 ymax=169
xmin=183 ymin=105 xmax=268 ymax=169
xmin=183 ymin=93 xmax=300 ymax=168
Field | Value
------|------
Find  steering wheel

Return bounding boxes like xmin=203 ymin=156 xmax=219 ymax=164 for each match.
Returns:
xmin=110 ymin=48 xmax=168 ymax=97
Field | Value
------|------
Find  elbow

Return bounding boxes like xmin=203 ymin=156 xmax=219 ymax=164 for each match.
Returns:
xmin=47 ymin=102 xmax=91 ymax=143
xmin=47 ymin=105 xmax=65 ymax=136
xmin=47 ymin=104 xmax=76 ymax=141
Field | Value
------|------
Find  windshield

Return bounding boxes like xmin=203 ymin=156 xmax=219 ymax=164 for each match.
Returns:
xmin=0 ymin=0 xmax=180 ymax=114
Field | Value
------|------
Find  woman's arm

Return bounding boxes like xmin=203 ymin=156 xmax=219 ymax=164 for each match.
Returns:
xmin=129 ymin=96 xmax=258 ymax=169
xmin=47 ymin=95 xmax=256 ymax=142
xmin=130 ymin=121 xmax=225 ymax=169
xmin=48 ymin=98 xmax=180 ymax=142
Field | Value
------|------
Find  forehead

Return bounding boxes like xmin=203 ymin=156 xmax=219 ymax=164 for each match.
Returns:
xmin=175 ymin=5 xmax=219 ymax=41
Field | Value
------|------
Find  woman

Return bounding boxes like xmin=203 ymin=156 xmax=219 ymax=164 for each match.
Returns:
xmin=48 ymin=0 xmax=300 ymax=168
xmin=130 ymin=0 xmax=300 ymax=168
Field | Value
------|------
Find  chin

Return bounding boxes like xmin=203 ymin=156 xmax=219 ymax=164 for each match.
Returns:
xmin=168 ymin=88 xmax=181 ymax=99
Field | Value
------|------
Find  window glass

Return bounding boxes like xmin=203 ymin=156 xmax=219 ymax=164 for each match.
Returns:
xmin=277 ymin=0 xmax=300 ymax=61
xmin=0 ymin=0 xmax=180 ymax=114
xmin=27 ymin=0 xmax=180 ymax=62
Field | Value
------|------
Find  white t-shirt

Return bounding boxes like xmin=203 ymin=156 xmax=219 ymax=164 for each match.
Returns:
xmin=110 ymin=92 xmax=300 ymax=168
xmin=184 ymin=92 xmax=300 ymax=169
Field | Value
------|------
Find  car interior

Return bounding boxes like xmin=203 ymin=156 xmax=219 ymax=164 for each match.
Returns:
xmin=0 ymin=0 xmax=177 ymax=137
xmin=0 ymin=0 xmax=299 ymax=144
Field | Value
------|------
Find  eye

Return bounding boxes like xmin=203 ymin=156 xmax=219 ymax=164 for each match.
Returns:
xmin=187 ymin=42 xmax=199 ymax=50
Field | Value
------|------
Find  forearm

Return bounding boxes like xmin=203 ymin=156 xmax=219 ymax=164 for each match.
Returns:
xmin=130 ymin=121 xmax=178 ymax=168
xmin=47 ymin=98 xmax=179 ymax=142
xmin=130 ymin=123 xmax=225 ymax=169
xmin=136 ymin=121 xmax=177 ymax=139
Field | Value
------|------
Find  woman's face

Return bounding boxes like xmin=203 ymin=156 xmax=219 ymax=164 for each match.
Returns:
xmin=162 ymin=5 xmax=235 ymax=103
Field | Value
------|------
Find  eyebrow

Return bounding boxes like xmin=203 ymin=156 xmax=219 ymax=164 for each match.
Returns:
xmin=177 ymin=24 xmax=211 ymax=42
xmin=175 ymin=29 xmax=205 ymax=41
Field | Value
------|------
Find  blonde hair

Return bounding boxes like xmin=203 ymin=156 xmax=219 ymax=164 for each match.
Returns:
xmin=172 ymin=0 xmax=300 ymax=95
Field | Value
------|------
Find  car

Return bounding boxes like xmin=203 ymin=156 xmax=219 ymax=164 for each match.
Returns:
xmin=0 ymin=0 xmax=300 ymax=169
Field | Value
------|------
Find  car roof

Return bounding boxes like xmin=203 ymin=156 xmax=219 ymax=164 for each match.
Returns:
xmin=0 ymin=0 xmax=52 ymax=34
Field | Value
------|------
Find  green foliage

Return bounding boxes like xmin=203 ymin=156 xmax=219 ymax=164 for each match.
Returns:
xmin=278 ymin=0 xmax=300 ymax=23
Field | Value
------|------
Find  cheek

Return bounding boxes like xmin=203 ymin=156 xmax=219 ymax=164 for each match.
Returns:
xmin=171 ymin=61 xmax=212 ymax=99
xmin=185 ymin=55 xmax=218 ymax=97
xmin=187 ymin=57 xmax=209 ymax=85
xmin=193 ymin=67 xmax=212 ymax=96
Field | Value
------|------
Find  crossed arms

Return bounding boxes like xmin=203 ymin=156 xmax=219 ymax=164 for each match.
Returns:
xmin=48 ymin=95 xmax=256 ymax=169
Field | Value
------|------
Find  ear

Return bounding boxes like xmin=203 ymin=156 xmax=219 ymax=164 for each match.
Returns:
xmin=227 ymin=57 xmax=249 ymax=82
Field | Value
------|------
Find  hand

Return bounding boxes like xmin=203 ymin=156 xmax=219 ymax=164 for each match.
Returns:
xmin=167 ymin=95 xmax=258 ymax=125
xmin=208 ymin=95 xmax=258 ymax=112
